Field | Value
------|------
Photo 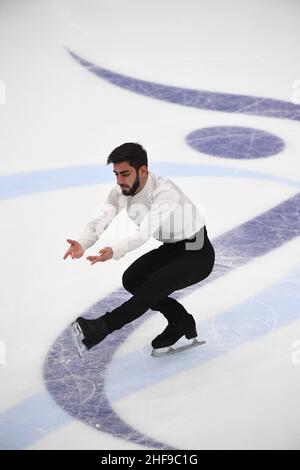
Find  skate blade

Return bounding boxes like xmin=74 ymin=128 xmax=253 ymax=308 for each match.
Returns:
xmin=151 ymin=338 xmax=206 ymax=357
xmin=71 ymin=322 xmax=88 ymax=358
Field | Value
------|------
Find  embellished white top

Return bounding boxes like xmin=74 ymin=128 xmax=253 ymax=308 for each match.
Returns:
xmin=78 ymin=171 xmax=205 ymax=260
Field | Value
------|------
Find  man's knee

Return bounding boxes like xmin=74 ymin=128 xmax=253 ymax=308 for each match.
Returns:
xmin=136 ymin=273 xmax=171 ymax=297
xmin=122 ymin=269 xmax=139 ymax=293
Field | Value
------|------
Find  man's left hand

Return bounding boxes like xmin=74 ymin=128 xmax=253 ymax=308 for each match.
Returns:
xmin=87 ymin=247 xmax=113 ymax=265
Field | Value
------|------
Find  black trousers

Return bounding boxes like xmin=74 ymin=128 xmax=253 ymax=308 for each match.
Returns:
xmin=103 ymin=226 xmax=215 ymax=332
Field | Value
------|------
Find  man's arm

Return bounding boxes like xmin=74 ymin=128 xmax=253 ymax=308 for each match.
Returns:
xmin=77 ymin=187 xmax=121 ymax=251
xmin=110 ymin=189 xmax=181 ymax=260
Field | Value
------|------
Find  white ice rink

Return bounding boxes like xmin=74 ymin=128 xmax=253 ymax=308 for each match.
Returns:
xmin=1 ymin=0 xmax=300 ymax=450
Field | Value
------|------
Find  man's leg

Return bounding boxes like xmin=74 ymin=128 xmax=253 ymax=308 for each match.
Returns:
xmin=74 ymin=246 xmax=189 ymax=351
xmin=103 ymin=246 xmax=215 ymax=333
xmin=122 ymin=246 xmax=191 ymax=324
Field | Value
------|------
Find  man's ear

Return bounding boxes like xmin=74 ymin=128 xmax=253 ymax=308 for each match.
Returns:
xmin=140 ymin=165 xmax=148 ymax=177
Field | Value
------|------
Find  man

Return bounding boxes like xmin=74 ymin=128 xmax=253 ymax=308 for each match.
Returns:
xmin=63 ymin=142 xmax=215 ymax=357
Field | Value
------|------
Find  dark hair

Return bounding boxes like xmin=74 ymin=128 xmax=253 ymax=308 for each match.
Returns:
xmin=106 ymin=142 xmax=148 ymax=172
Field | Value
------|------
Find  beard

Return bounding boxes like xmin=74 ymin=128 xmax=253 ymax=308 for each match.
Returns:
xmin=121 ymin=172 xmax=140 ymax=196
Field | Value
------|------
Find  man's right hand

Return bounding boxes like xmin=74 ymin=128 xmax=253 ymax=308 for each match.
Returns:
xmin=63 ymin=239 xmax=84 ymax=260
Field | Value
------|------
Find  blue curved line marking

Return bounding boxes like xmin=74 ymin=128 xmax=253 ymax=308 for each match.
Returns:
xmin=2 ymin=252 xmax=300 ymax=450
xmin=66 ymin=49 xmax=300 ymax=122
xmin=0 ymin=163 xmax=298 ymax=449
xmin=0 ymin=163 xmax=299 ymax=448
xmin=43 ymin=190 xmax=300 ymax=450
xmin=2 ymin=52 xmax=300 ymax=449
xmin=43 ymin=51 xmax=300 ymax=448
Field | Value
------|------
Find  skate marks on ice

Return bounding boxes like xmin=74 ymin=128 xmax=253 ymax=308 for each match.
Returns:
xmin=105 ymin=260 xmax=300 ymax=404
xmin=43 ymin=53 xmax=300 ymax=448
xmin=2 ymin=164 xmax=299 ymax=450
xmin=45 ymin=303 xmax=175 ymax=450
xmin=67 ymin=48 xmax=300 ymax=165
xmin=67 ymin=49 xmax=300 ymax=124
xmin=44 ymin=191 xmax=300 ymax=449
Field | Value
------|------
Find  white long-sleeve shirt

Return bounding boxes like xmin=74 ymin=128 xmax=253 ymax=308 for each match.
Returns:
xmin=77 ymin=170 xmax=205 ymax=260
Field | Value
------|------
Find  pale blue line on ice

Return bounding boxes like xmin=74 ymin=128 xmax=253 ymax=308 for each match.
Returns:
xmin=106 ymin=262 xmax=300 ymax=402
xmin=1 ymin=161 xmax=300 ymax=201
xmin=0 ymin=393 xmax=72 ymax=449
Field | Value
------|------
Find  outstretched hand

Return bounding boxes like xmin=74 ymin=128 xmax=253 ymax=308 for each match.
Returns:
xmin=87 ymin=247 xmax=113 ymax=265
xmin=63 ymin=239 xmax=84 ymax=260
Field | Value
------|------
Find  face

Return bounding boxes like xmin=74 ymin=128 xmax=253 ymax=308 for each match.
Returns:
xmin=113 ymin=161 xmax=147 ymax=196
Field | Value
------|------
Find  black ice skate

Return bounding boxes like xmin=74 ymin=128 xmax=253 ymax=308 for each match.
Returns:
xmin=151 ymin=315 xmax=205 ymax=357
xmin=71 ymin=315 xmax=109 ymax=358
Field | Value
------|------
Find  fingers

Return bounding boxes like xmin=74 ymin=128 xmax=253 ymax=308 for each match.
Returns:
xmin=63 ymin=250 xmax=76 ymax=260
xmin=64 ymin=246 xmax=80 ymax=260
xmin=87 ymin=256 xmax=98 ymax=261
xmin=63 ymin=249 xmax=71 ymax=260
xmin=86 ymin=247 xmax=112 ymax=265
xmin=64 ymin=240 xmax=74 ymax=259
xmin=87 ymin=255 xmax=102 ymax=265
xmin=64 ymin=240 xmax=81 ymax=260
